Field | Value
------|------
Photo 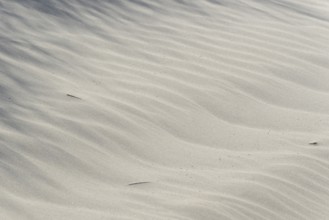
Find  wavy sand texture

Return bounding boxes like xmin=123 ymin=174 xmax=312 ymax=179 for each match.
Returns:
xmin=1 ymin=0 xmax=329 ymax=219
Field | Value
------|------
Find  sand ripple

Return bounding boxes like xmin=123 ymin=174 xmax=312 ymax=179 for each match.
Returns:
xmin=1 ymin=0 xmax=329 ymax=219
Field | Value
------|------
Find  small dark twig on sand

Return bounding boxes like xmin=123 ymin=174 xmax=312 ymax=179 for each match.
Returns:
xmin=66 ymin=94 xmax=81 ymax=99
xmin=128 ymin=182 xmax=150 ymax=186
xmin=309 ymin=142 xmax=318 ymax=145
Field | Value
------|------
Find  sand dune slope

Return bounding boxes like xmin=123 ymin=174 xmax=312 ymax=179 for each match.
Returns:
xmin=1 ymin=0 xmax=329 ymax=219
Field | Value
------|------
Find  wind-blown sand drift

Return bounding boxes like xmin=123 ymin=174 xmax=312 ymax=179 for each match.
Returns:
xmin=1 ymin=0 xmax=329 ymax=219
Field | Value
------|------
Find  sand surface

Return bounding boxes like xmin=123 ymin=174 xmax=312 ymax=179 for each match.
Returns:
xmin=1 ymin=0 xmax=329 ymax=219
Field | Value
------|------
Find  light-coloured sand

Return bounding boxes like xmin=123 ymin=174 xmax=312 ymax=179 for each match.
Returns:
xmin=1 ymin=0 xmax=329 ymax=219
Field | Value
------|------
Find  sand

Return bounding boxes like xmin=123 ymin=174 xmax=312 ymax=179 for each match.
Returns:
xmin=1 ymin=0 xmax=329 ymax=219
